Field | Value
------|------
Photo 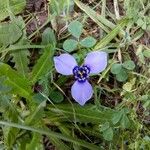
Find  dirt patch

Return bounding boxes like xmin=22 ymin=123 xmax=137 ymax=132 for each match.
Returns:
xmin=25 ymin=0 xmax=48 ymax=36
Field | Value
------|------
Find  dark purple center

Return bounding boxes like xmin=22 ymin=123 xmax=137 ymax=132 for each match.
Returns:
xmin=73 ymin=65 xmax=90 ymax=83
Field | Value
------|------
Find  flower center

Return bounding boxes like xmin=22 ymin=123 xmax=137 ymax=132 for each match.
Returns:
xmin=73 ymin=65 xmax=90 ymax=82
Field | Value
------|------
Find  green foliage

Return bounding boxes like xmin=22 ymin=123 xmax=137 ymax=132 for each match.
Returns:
xmin=0 ymin=77 xmax=11 ymax=93
xmin=111 ymin=64 xmax=122 ymax=74
xmin=47 ymin=104 xmax=116 ymax=124
xmin=111 ymin=63 xmax=128 ymax=82
xmin=11 ymin=16 xmax=29 ymax=77
xmin=0 ymin=0 xmax=149 ymax=149
xmin=100 ymin=122 xmax=113 ymax=141
xmin=122 ymin=60 xmax=135 ymax=70
xmin=95 ymin=18 xmax=129 ymax=49
xmin=63 ymin=21 xmax=96 ymax=52
xmin=103 ymin=127 xmax=113 ymax=141
xmin=124 ymin=0 xmax=141 ymax=19
xmin=143 ymin=50 xmax=150 ymax=58
xmin=0 ymin=22 xmax=22 ymax=46
xmin=116 ymin=69 xmax=128 ymax=82
xmin=140 ymin=95 xmax=150 ymax=109
xmin=74 ymin=0 xmax=115 ymax=32
xmin=31 ymin=45 xmax=54 ymax=84
xmin=42 ymin=28 xmax=57 ymax=46
xmin=63 ymin=39 xmax=78 ymax=52
xmin=80 ymin=36 xmax=96 ymax=48
xmin=0 ymin=63 xmax=32 ymax=99
xmin=112 ymin=108 xmax=131 ymax=129
xmin=68 ymin=20 xmax=83 ymax=39
xmin=49 ymin=0 xmax=74 ymax=15
xmin=26 ymin=133 xmax=44 ymax=150
xmin=0 ymin=121 xmax=100 ymax=150
xmin=12 ymin=46 xmax=29 ymax=77
xmin=124 ymin=0 xmax=150 ymax=31
xmin=111 ymin=60 xmax=135 ymax=82
xmin=0 ymin=0 xmax=26 ymax=21
xmin=49 ymin=91 xmax=64 ymax=103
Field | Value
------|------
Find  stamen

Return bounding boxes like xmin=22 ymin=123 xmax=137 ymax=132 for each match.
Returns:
xmin=73 ymin=65 xmax=90 ymax=83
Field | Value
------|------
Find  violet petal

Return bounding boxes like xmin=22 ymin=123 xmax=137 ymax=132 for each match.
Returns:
xmin=71 ymin=80 xmax=93 ymax=106
xmin=54 ymin=54 xmax=77 ymax=75
xmin=84 ymin=51 xmax=108 ymax=74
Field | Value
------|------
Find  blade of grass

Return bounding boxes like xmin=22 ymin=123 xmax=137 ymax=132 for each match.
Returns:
xmin=74 ymin=0 xmax=115 ymax=32
xmin=94 ymin=18 xmax=129 ymax=50
xmin=47 ymin=104 xmax=115 ymax=124
xmin=0 ymin=121 xmax=100 ymax=150
xmin=114 ymin=0 xmax=120 ymax=20
xmin=100 ymin=0 xmax=106 ymax=38
xmin=0 ymin=45 xmax=46 ymax=53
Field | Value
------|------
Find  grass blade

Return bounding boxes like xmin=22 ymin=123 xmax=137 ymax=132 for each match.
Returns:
xmin=0 ymin=121 xmax=100 ymax=150
xmin=74 ymin=0 xmax=115 ymax=32
xmin=47 ymin=104 xmax=115 ymax=124
xmin=94 ymin=18 xmax=129 ymax=50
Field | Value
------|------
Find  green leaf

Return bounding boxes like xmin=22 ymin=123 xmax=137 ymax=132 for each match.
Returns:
xmin=123 ymin=82 xmax=133 ymax=92
xmin=0 ymin=77 xmax=11 ymax=93
xmin=4 ymin=125 xmax=19 ymax=148
xmin=0 ymin=0 xmax=26 ymax=21
xmin=137 ymin=18 xmax=144 ymax=27
xmin=0 ymin=22 xmax=22 ymax=46
xmin=32 ymin=93 xmax=46 ymax=104
xmin=111 ymin=63 xmax=122 ymax=74
xmin=42 ymin=28 xmax=56 ymax=46
xmin=103 ymin=127 xmax=113 ymax=141
xmin=112 ymin=111 xmax=123 ymax=125
xmin=68 ymin=20 xmax=83 ymax=38
xmin=50 ymin=91 xmax=64 ymax=103
xmin=0 ymin=63 xmax=32 ymax=99
xmin=11 ymin=17 xmax=29 ymax=77
xmin=116 ymin=68 xmax=128 ymax=82
xmin=123 ymin=108 xmax=130 ymax=114
xmin=100 ymin=122 xmax=110 ymax=132
xmin=63 ymin=39 xmax=78 ymax=52
xmin=0 ymin=95 xmax=18 ymax=119
xmin=143 ymin=50 xmax=150 ymax=58
xmin=136 ymin=46 xmax=145 ymax=64
xmin=38 ymin=74 xmax=50 ymax=96
xmin=143 ymin=101 xmax=150 ymax=109
xmin=121 ymin=114 xmax=130 ymax=129
xmin=31 ymin=45 xmax=54 ymax=84
xmin=12 ymin=46 xmax=29 ymax=77
xmin=122 ymin=60 xmax=135 ymax=70
xmin=80 ymin=36 xmax=96 ymax=48
xmin=124 ymin=0 xmax=142 ymax=20
xmin=49 ymin=0 xmax=74 ymax=15
xmin=25 ymin=101 xmax=46 ymax=125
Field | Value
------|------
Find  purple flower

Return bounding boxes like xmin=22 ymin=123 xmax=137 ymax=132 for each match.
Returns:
xmin=54 ymin=51 xmax=108 ymax=106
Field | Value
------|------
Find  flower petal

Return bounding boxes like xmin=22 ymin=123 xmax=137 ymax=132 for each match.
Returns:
xmin=71 ymin=80 xmax=93 ymax=106
xmin=54 ymin=54 xmax=77 ymax=75
xmin=84 ymin=51 xmax=108 ymax=74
